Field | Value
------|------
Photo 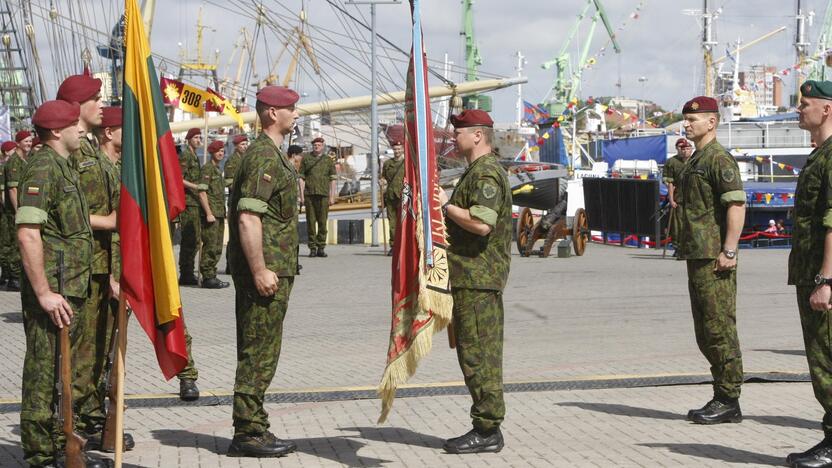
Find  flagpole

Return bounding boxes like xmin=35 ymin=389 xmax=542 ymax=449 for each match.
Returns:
xmin=113 ymin=292 xmax=128 ymax=467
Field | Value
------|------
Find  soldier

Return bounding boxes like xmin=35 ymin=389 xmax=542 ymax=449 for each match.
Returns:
xmin=381 ymin=140 xmax=405 ymax=255
xmin=57 ymin=75 xmax=134 ymax=452
xmin=222 ymin=134 xmax=248 ymax=275
xmin=675 ymin=96 xmax=746 ymax=425
xmin=0 ymin=140 xmax=15 ymax=286
xmin=783 ymin=80 xmax=832 ymax=468
xmin=299 ymin=136 xmax=336 ymax=257
xmin=437 ymin=109 xmax=511 ymax=454
xmin=4 ymin=130 xmax=34 ymax=291
xmin=178 ymin=127 xmax=203 ymax=285
xmin=17 ymin=100 xmax=110 ymax=467
xmin=663 ymin=138 xmax=693 ymax=254
xmin=198 ymin=140 xmax=230 ymax=289
xmin=287 ymin=144 xmax=303 ymax=172
xmin=226 ymin=85 xmax=300 ymax=457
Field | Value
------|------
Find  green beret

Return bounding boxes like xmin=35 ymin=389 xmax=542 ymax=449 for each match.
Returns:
xmin=801 ymin=80 xmax=832 ymax=100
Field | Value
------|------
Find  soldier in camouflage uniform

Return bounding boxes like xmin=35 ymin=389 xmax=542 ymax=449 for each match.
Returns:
xmin=0 ymin=141 xmax=15 ymax=285
xmin=381 ymin=140 xmax=405 ymax=255
xmin=222 ymin=134 xmax=249 ymax=275
xmin=783 ymin=80 xmax=832 ymax=468
xmin=4 ymin=130 xmax=34 ymax=291
xmin=676 ymin=96 xmax=746 ymax=425
xmin=663 ymin=138 xmax=692 ymax=249
xmin=178 ymin=127 xmax=203 ymax=285
xmin=226 ymin=85 xmax=300 ymax=458
xmin=17 ymin=100 xmax=110 ymax=467
xmin=299 ymin=136 xmax=336 ymax=257
xmin=198 ymin=140 xmax=230 ymax=289
xmin=438 ymin=109 xmax=511 ymax=454
xmin=57 ymin=76 xmax=135 ymax=453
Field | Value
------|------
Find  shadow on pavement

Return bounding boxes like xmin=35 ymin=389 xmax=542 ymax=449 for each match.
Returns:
xmin=639 ymin=443 xmax=784 ymax=466
xmin=754 ymin=348 xmax=806 ymax=357
xmin=151 ymin=429 xmax=391 ymax=466
xmin=0 ymin=441 xmax=24 ymax=467
xmin=338 ymin=426 xmax=445 ymax=449
xmin=0 ymin=312 xmax=22 ymax=324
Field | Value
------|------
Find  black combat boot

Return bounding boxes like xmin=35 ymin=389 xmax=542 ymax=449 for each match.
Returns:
xmin=6 ymin=278 xmax=20 ymax=291
xmin=443 ymin=427 xmax=504 ymax=454
xmin=83 ymin=427 xmax=136 ymax=452
xmin=178 ymin=274 xmax=198 ymax=286
xmin=227 ymin=431 xmax=297 ymax=457
xmin=179 ymin=378 xmax=199 ymax=401
xmin=51 ymin=452 xmax=114 ymax=467
xmin=308 ymin=247 xmax=317 ymax=258
xmin=317 ymin=247 xmax=327 ymax=257
xmin=201 ymin=277 xmax=230 ymax=289
xmin=788 ymin=438 xmax=832 ymax=467
xmin=688 ymin=397 xmax=742 ymax=424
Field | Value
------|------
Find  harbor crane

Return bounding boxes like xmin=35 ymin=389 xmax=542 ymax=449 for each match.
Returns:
xmin=541 ymin=0 xmax=621 ymax=115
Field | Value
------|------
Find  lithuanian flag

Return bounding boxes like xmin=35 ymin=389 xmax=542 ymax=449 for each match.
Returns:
xmin=121 ymin=0 xmax=188 ymax=379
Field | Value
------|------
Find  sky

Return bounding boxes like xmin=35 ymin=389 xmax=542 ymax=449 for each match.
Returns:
xmin=29 ymin=0 xmax=832 ymax=124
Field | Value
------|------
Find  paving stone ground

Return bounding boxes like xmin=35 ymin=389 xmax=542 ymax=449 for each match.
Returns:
xmin=0 ymin=243 xmax=818 ymax=466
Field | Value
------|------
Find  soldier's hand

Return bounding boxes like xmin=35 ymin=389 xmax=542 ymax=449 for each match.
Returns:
xmin=810 ymin=285 xmax=832 ymax=312
xmin=670 ymin=200 xmax=678 ymax=209
xmin=38 ymin=291 xmax=74 ymax=327
xmin=438 ymin=187 xmax=449 ymax=205
xmin=714 ymin=252 xmax=736 ymax=272
xmin=206 ymin=214 xmax=217 ymax=224
xmin=254 ymin=268 xmax=279 ymax=297
xmin=109 ymin=275 xmax=121 ymax=300
xmin=329 ymin=197 xmax=336 ymax=205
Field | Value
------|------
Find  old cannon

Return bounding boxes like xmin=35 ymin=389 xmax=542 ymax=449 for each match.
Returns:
xmin=510 ymin=168 xmax=589 ymax=258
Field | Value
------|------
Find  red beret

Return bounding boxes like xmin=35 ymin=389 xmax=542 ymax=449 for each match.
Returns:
xmin=390 ymin=139 xmax=404 ymax=146
xmin=32 ymin=100 xmax=80 ymax=130
xmin=675 ymin=138 xmax=691 ymax=148
xmin=101 ymin=107 xmax=122 ymax=128
xmin=450 ymin=109 xmax=494 ymax=128
xmin=15 ymin=130 xmax=31 ymax=142
xmin=56 ymin=74 xmax=102 ymax=103
xmin=185 ymin=128 xmax=201 ymax=140
xmin=232 ymin=134 xmax=248 ymax=145
xmin=207 ymin=140 xmax=225 ymax=153
xmin=311 ymin=137 xmax=324 ymax=144
xmin=1 ymin=141 xmax=16 ymax=152
xmin=31 ymin=137 xmax=40 ymax=147
xmin=256 ymin=86 xmax=299 ymax=108
xmin=682 ymin=96 xmax=718 ymax=114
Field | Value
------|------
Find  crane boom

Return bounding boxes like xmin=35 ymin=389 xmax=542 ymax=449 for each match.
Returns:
xmin=713 ymin=26 xmax=786 ymax=65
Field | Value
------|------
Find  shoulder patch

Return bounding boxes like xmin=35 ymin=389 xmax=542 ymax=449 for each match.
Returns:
xmin=481 ymin=183 xmax=497 ymax=200
xmin=79 ymin=159 xmax=96 ymax=169
xmin=721 ymin=168 xmax=736 ymax=183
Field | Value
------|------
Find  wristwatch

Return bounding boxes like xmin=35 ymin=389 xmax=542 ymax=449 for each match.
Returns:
xmin=722 ymin=249 xmax=737 ymax=260
xmin=815 ymin=274 xmax=832 ymax=286
xmin=441 ymin=202 xmax=450 ymax=218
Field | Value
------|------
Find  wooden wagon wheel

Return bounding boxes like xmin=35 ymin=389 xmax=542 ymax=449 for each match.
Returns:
xmin=540 ymin=218 xmax=566 ymax=258
xmin=572 ymin=208 xmax=589 ymax=256
xmin=516 ymin=207 xmax=535 ymax=257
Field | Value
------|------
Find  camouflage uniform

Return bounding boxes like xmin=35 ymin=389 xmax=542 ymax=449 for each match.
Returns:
xmin=4 ymin=152 xmax=28 ymax=282
xmin=381 ymin=156 xmax=405 ymax=247
xmin=788 ymin=135 xmax=832 ymax=437
xmin=663 ymin=155 xmax=687 ymax=242
xmin=227 ymin=133 xmax=298 ymax=436
xmin=16 ymin=146 xmax=93 ymax=466
xmin=446 ymin=152 xmax=512 ymax=432
xmin=223 ymin=148 xmax=244 ymax=268
xmin=0 ymin=156 xmax=9 ymax=280
xmin=198 ymin=161 xmax=226 ymax=279
xmin=299 ymin=151 xmax=335 ymax=250
xmin=178 ymin=145 xmax=201 ymax=278
xmin=675 ymin=139 xmax=746 ymax=400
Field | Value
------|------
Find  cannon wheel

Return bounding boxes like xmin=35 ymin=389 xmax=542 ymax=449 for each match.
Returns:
xmin=540 ymin=218 xmax=566 ymax=258
xmin=516 ymin=207 xmax=535 ymax=256
xmin=572 ymin=208 xmax=589 ymax=256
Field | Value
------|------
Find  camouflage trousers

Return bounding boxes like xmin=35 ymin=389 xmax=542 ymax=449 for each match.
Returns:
xmin=72 ymin=274 xmax=111 ymax=434
xmin=796 ymin=286 xmax=832 ymax=436
xmin=1 ymin=211 xmax=20 ymax=280
xmin=686 ymin=259 xmax=743 ymax=399
xmin=384 ymin=196 xmax=400 ymax=249
xmin=452 ymin=288 xmax=505 ymax=432
xmin=232 ymin=276 xmax=294 ymax=436
xmin=199 ymin=216 xmax=225 ymax=279
xmin=178 ymin=205 xmax=201 ymax=278
xmin=304 ymin=195 xmax=329 ymax=249
xmin=20 ymin=289 xmax=86 ymax=467
xmin=176 ymin=324 xmax=198 ymax=381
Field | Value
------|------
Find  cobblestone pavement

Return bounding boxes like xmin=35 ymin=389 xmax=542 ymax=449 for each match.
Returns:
xmin=0 ymin=244 xmax=815 ymax=466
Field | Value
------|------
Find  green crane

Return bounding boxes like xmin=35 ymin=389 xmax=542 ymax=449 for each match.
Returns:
xmin=541 ymin=0 xmax=621 ymax=115
xmin=808 ymin=0 xmax=832 ymax=81
xmin=460 ymin=0 xmax=491 ymax=111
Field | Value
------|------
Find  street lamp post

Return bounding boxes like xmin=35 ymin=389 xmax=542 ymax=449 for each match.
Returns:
xmin=348 ymin=0 xmax=401 ymax=247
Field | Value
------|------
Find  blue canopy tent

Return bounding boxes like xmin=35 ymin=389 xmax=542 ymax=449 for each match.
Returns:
xmin=601 ymin=135 xmax=668 ymax=165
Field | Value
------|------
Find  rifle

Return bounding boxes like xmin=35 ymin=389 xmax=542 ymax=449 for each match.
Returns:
xmin=56 ymin=250 xmax=86 ymax=467
xmin=99 ymin=300 xmax=127 ymax=451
